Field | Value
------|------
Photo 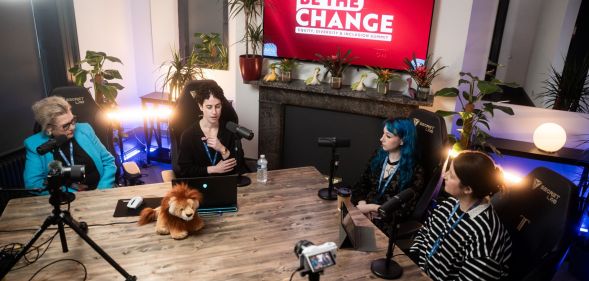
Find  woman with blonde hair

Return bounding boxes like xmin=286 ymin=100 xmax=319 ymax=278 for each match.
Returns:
xmin=24 ymin=96 xmax=116 ymax=193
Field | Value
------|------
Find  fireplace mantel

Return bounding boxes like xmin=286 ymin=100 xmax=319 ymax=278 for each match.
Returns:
xmin=257 ymin=79 xmax=432 ymax=169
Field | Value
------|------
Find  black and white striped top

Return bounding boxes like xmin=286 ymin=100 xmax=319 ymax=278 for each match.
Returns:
xmin=409 ymin=198 xmax=512 ymax=281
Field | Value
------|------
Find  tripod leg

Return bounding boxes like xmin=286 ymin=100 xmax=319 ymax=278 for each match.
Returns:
xmin=57 ymin=220 xmax=69 ymax=253
xmin=60 ymin=214 xmax=136 ymax=280
xmin=0 ymin=214 xmax=58 ymax=279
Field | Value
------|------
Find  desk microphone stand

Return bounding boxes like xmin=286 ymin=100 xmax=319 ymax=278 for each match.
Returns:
xmin=318 ymin=146 xmax=339 ymax=200
xmin=233 ymin=135 xmax=251 ymax=187
xmin=0 ymin=161 xmax=136 ymax=280
xmin=371 ymin=211 xmax=403 ymax=279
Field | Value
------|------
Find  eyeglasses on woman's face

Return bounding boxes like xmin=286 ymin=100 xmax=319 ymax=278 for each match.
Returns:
xmin=51 ymin=115 xmax=77 ymax=131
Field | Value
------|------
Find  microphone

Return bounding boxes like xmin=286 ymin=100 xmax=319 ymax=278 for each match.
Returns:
xmin=378 ymin=188 xmax=417 ymax=217
xmin=36 ymin=135 xmax=68 ymax=155
xmin=317 ymin=137 xmax=350 ymax=148
xmin=226 ymin=121 xmax=254 ymax=140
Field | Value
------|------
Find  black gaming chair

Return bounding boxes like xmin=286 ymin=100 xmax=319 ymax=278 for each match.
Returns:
xmin=44 ymin=86 xmax=124 ymax=185
xmin=492 ymin=167 xmax=580 ymax=281
xmin=396 ymin=109 xmax=450 ymax=247
xmin=168 ymin=80 xmax=242 ymax=177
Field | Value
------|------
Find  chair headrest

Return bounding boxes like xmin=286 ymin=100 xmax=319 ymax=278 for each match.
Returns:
xmin=408 ymin=109 xmax=448 ymax=178
xmin=50 ymin=86 xmax=99 ymax=123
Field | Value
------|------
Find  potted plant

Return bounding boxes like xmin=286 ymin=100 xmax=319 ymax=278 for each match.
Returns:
xmin=404 ymin=54 xmax=446 ymax=100
xmin=315 ymin=48 xmax=354 ymax=89
xmin=158 ymin=49 xmax=204 ymax=101
xmin=229 ymin=0 xmax=264 ymax=82
xmin=540 ymin=53 xmax=589 ymax=113
xmin=278 ymin=58 xmax=298 ymax=82
xmin=193 ymin=32 xmax=228 ymax=70
xmin=435 ymin=72 xmax=516 ymax=152
xmin=367 ymin=66 xmax=398 ymax=94
xmin=69 ymin=50 xmax=124 ymax=106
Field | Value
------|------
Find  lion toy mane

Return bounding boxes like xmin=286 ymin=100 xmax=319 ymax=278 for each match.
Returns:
xmin=138 ymin=183 xmax=204 ymax=239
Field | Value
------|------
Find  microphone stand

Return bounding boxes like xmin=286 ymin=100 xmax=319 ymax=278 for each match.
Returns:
xmin=371 ymin=210 xmax=403 ymax=279
xmin=232 ymin=134 xmax=251 ymax=187
xmin=318 ymin=146 xmax=338 ymax=200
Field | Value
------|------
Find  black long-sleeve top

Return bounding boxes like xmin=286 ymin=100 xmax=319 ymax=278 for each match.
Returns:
xmin=174 ymin=122 xmax=238 ymax=178
xmin=350 ymin=152 xmax=425 ymax=234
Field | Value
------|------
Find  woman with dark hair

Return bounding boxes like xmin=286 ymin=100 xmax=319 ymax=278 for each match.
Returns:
xmin=351 ymin=118 xmax=424 ymax=233
xmin=410 ymin=151 xmax=512 ymax=281
xmin=174 ymin=80 xmax=239 ymax=177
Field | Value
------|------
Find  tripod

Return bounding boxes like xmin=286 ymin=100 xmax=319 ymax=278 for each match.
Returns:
xmin=371 ymin=211 xmax=403 ymax=279
xmin=0 ymin=163 xmax=136 ymax=280
xmin=232 ymin=135 xmax=251 ymax=187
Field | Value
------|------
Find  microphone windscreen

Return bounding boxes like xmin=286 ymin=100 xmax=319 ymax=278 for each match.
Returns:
xmin=48 ymin=160 xmax=62 ymax=171
xmin=226 ymin=121 xmax=238 ymax=133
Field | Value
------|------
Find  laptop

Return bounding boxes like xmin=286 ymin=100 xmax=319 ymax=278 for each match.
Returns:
xmin=172 ymin=175 xmax=238 ymax=214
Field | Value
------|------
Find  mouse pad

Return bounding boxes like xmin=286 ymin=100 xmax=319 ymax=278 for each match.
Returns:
xmin=113 ymin=197 xmax=163 ymax=217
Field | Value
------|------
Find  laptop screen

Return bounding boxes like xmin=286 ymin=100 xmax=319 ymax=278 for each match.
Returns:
xmin=172 ymin=175 xmax=238 ymax=214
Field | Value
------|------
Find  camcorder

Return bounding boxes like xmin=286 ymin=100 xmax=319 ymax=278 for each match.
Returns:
xmin=294 ymin=240 xmax=337 ymax=273
xmin=48 ymin=161 xmax=85 ymax=182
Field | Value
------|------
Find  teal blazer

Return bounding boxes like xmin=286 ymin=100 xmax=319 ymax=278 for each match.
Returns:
xmin=23 ymin=123 xmax=117 ymax=193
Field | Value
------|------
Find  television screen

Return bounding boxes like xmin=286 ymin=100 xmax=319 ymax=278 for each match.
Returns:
xmin=263 ymin=0 xmax=435 ymax=70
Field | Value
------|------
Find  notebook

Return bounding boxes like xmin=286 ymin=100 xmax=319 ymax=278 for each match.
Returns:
xmin=172 ymin=175 xmax=238 ymax=214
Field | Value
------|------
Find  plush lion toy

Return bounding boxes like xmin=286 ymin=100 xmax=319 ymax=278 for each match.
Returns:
xmin=138 ymin=183 xmax=204 ymax=239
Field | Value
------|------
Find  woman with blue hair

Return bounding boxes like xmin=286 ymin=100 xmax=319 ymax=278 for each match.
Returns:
xmin=351 ymin=117 xmax=424 ymax=234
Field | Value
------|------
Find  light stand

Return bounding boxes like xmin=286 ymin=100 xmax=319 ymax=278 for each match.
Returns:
xmin=232 ymin=135 xmax=251 ymax=187
xmin=371 ymin=211 xmax=403 ymax=279
xmin=318 ymin=146 xmax=339 ymax=200
xmin=0 ymin=160 xmax=136 ymax=280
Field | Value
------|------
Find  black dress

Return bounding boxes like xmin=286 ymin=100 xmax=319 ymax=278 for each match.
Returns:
xmin=350 ymin=151 xmax=425 ymax=234
xmin=174 ymin=122 xmax=238 ymax=178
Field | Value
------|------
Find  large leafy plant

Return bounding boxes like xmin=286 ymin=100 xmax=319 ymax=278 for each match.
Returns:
xmin=158 ymin=49 xmax=204 ymax=101
xmin=229 ymin=0 xmax=263 ymax=57
xmin=540 ymin=54 xmax=589 ymax=113
xmin=69 ymin=50 xmax=124 ymax=106
xmin=193 ymin=32 xmax=228 ymax=70
xmin=435 ymin=72 xmax=516 ymax=152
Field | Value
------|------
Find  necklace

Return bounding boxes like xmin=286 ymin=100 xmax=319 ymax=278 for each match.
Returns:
xmin=387 ymin=159 xmax=399 ymax=166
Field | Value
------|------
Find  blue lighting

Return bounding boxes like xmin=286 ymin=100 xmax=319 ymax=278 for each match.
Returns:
xmin=581 ymin=228 xmax=588 ymax=233
xmin=202 ymin=184 xmax=208 ymax=189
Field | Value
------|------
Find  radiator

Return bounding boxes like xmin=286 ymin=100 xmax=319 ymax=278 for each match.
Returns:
xmin=0 ymin=148 xmax=27 ymax=215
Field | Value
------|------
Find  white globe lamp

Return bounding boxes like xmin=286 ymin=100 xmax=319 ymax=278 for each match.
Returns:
xmin=532 ymin=123 xmax=567 ymax=153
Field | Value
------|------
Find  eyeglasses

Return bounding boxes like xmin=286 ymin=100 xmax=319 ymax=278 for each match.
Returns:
xmin=52 ymin=116 xmax=77 ymax=131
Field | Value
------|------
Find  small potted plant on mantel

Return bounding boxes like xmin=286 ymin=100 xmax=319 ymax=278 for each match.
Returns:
xmin=316 ymin=48 xmax=355 ymax=89
xmin=278 ymin=58 xmax=298 ymax=83
xmin=404 ymin=54 xmax=446 ymax=100
xmin=367 ymin=66 xmax=399 ymax=95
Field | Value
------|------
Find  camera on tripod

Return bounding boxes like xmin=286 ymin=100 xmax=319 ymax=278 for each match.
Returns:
xmin=47 ymin=161 xmax=85 ymax=187
xmin=294 ymin=240 xmax=337 ymax=273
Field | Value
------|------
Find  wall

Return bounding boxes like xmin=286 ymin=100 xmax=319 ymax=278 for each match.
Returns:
xmin=72 ymin=1 xmax=487 ymax=159
xmin=522 ymin=0 xmax=581 ymax=106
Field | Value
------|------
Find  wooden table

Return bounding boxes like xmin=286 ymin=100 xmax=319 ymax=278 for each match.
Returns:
xmin=0 ymin=167 xmax=429 ymax=280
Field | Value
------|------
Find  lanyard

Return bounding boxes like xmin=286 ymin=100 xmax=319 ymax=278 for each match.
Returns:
xmin=58 ymin=141 xmax=74 ymax=167
xmin=427 ymin=199 xmax=482 ymax=259
xmin=377 ymin=158 xmax=396 ymax=197
xmin=202 ymin=141 xmax=218 ymax=165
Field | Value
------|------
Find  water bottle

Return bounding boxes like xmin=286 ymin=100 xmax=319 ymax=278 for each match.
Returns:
xmin=256 ymin=154 xmax=268 ymax=183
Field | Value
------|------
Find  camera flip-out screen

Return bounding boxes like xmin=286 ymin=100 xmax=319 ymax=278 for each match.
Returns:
xmin=306 ymin=251 xmax=335 ymax=272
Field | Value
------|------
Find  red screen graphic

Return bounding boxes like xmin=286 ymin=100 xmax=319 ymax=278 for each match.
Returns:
xmin=263 ymin=0 xmax=435 ymax=70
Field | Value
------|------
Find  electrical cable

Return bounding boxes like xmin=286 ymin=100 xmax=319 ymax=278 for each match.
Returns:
xmin=288 ymin=267 xmax=299 ymax=281
xmin=28 ymin=258 xmax=87 ymax=281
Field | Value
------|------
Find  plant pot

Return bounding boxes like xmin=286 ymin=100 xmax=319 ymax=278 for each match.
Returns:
xmin=239 ymin=54 xmax=263 ymax=82
xmin=281 ymin=71 xmax=292 ymax=83
xmin=416 ymin=86 xmax=430 ymax=101
xmin=376 ymin=82 xmax=388 ymax=94
xmin=330 ymin=76 xmax=342 ymax=89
